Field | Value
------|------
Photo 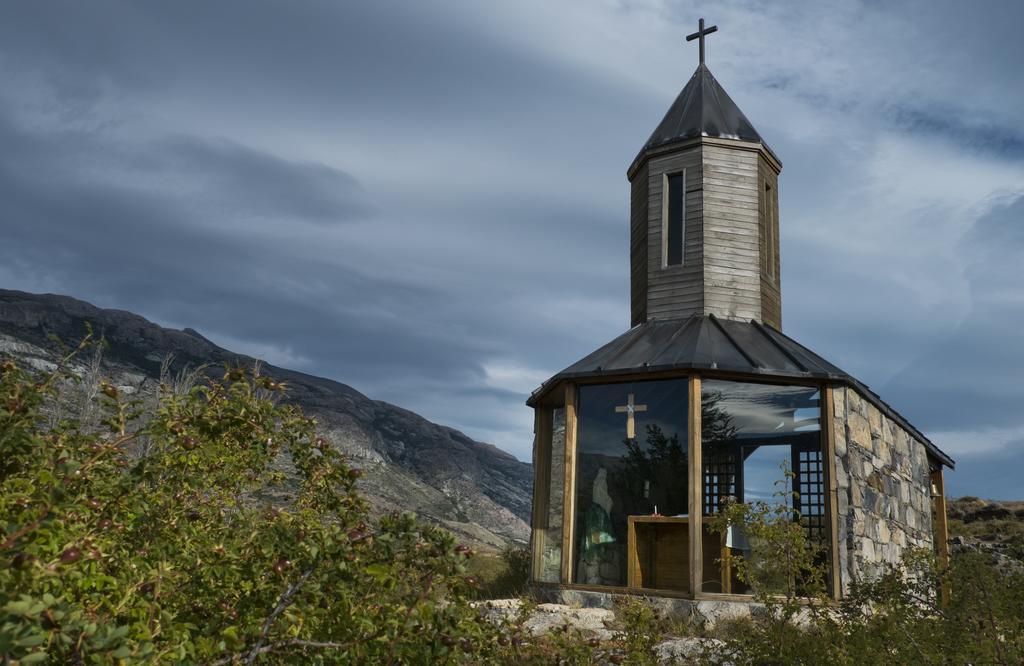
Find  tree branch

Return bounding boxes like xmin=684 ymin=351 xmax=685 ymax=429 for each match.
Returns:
xmin=208 ymin=637 xmax=374 ymax=666
xmin=243 ymin=566 xmax=315 ymax=666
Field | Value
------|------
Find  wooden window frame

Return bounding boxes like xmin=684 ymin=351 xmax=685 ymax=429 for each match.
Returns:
xmin=763 ymin=182 xmax=777 ymax=279
xmin=931 ymin=467 xmax=951 ymax=606
xmin=530 ymin=406 xmax=553 ymax=582
xmin=560 ymin=383 xmax=578 ymax=584
xmin=823 ymin=386 xmax=842 ymax=599
xmin=660 ymin=170 xmax=686 ymax=269
xmin=541 ymin=372 xmax=841 ymax=602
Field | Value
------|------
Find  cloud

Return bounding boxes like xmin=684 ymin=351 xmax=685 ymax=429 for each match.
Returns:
xmin=881 ymin=194 xmax=1024 ymax=432
xmin=0 ymin=0 xmax=1023 ymax=501
xmin=482 ymin=360 xmax=552 ymax=395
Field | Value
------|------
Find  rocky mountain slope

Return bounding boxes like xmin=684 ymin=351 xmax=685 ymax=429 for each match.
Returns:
xmin=947 ymin=496 xmax=1024 ymax=573
xmin=0 ymin=289 xmax=532 ymax=549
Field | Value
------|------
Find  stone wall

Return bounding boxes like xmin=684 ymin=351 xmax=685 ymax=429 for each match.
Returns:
xmin=537 ymin=408 xmax=565 ymax=583
xmin=833 ymin=387 xmax=933 ymax=593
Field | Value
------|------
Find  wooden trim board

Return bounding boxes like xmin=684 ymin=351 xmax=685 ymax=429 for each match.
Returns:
xmin=823 ymin=386 xmax=842 ymax=599
xmin=688 ymin=375 xmax=703 ymax=595
xmin=560 ymin=383 xmax=578 ymax=584
xmin=931 ymin=468 xmax=951 ymax=606
xmin=530 ymin=407 xmax=553 ymax=582
xmin=530 ymin=408 xmax=543 ymax=581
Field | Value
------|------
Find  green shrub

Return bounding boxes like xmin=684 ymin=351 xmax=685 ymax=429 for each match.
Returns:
xmin=612 ymin=597 xmax=661 ymax=665
xmin=701 ymin=474 xmax=1024 ymax=665
xmin=0 ymin=344 xmax=504 ymax=663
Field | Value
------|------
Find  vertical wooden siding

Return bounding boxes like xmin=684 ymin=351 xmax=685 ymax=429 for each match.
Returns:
xmin=700 ymin=144 xmax=762 ymax=322
xmin=631 ymin=140 xmax=781 ymax=327
xmin=645 ymin=146 xmax=704 ymax=321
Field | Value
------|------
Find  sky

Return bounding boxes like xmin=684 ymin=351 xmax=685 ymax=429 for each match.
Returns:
xmin=1 ymin=0 xmax=1022 ymax=499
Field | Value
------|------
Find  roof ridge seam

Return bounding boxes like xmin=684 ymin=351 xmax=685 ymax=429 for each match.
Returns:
xmin=751 ymin=320 xmax=808 ymax=372
xmin=707 ymin=313 xmax=760 ymax=368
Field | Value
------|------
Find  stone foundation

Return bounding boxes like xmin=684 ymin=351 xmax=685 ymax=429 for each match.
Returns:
xmin=833 ymin=387 xmax=934 ymax=593
xmin=532 ymin=586 xmax=769 ymax=629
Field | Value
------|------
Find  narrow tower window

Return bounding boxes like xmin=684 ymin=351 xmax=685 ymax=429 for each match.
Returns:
xmin=663 ymin=172 xmax=685 ymax=266
xmin=764 ymin=182 xmax=776 ymax=277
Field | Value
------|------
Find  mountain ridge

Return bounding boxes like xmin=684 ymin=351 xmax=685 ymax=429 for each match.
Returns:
xmin=0 ymin=289 xmax=532 ymax=549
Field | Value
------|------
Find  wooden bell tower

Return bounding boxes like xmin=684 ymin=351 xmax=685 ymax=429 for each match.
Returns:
xmin=627 ymin=19 xmax=782 ymax=329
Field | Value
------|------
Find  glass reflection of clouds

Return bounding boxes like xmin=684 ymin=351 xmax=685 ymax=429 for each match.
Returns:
xmin=573 ymin=379 xmax=690 ymax=587
xmin=742 ymin=446 xmax=791 ymax=505
xmin=704 ymin=381 xmax=820 ymax=440
xmin=700 ymin=379 xmax=825 ymax=593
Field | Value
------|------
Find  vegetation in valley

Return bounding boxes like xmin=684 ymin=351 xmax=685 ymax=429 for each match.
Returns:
xmin=3 ymin=335 xmax=1024 ymax=664
xmin=0 ymin=336 xmax=506 ymax=663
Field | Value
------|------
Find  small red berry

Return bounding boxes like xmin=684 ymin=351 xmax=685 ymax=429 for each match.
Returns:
xmin=59 ymin=547 xmax=83 ymax=564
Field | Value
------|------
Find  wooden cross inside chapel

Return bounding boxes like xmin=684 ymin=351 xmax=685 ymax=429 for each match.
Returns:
xmin=615 ymin=393 xmax=648 ymax=439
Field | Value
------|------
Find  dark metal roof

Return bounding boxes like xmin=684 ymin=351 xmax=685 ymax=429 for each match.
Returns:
xmin=527 ymin=315 xmax=954 ymax=468
xmin=632 ymin=64 xmax=779 ymax=169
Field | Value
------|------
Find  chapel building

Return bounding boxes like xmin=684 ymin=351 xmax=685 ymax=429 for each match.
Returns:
xmin=526 ymin=21 xmax=953 ymax=603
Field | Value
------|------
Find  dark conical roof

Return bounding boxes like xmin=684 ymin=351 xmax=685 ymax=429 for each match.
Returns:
xmin=635 ymin=64 xmax=777 ymax=166
xmin=526 ymin=314 xmax=953 ymax=468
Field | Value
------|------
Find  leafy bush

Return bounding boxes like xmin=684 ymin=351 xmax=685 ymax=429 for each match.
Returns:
xmin=9 ymin=340 xmax=1022 ymax=664
xmin=612 ymin=597 xmax=662 ymax=665
xmin=474 ymin=547 xmax=531 ymax=600
xmin=0 ymin=344 xmax=503 ymax=663
xmin=701 ymin=473 xmax=1024 ymax=665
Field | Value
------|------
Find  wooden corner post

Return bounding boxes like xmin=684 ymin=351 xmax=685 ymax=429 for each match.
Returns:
xmin=823 ymin=385 xmax=842 ymax=600
xmin=530 ymin=407 xmax=553 ymax=582
xmin=688 ymin=375 xmax=702 ymax=595
xmin=931 ymin=467 xmax=951 ymax=606
xmin=560 ymin=383 xmax=578 ymax=584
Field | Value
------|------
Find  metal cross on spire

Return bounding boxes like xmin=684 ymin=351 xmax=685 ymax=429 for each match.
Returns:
xmin=686 ymin=17 xmax=718 ymax=66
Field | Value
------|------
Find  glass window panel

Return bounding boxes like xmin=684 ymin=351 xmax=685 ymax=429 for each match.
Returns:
xmin=701 ymin=380 xmax=824 ymax=594
xmin=572 ymin=379 xmax=689 ymax=588
xmin=666 ymin=173 xmax=684 ymax=266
